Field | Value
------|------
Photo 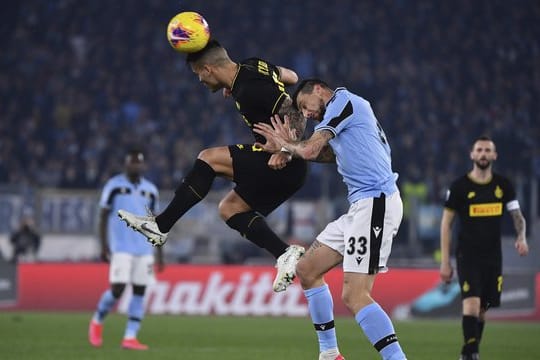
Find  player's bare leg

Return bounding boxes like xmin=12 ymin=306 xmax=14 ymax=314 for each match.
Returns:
xmin=296 ymin=241 xmax=345 ymax=359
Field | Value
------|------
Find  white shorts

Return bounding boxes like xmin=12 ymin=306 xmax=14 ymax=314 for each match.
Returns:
xmin=316 ymin=191 xmax=403 ymax=274
xmin=109 ymin=253 xmax=155 ymax=286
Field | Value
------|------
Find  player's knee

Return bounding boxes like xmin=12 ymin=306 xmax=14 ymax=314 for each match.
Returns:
xmin=132 ymin=285 xmax=146 ymax=296
xmin=218 ymin=199 xmax=232 ymax=221
xmin=295 ymin=259 xmax=319 ymax=289
xmin=111 ymin=283 xmax=126 ymax=299
xmin=342 ymin=286 xmax=372 ymax=314
xmin=197 ymin=148 xmax=213 ymax=163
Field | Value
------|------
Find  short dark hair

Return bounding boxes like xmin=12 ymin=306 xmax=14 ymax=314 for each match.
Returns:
xmin=471 ymin=135 xmax=496 ymax=150
xmin=291 ymin=78 xmax=330 ymax=110
xmin=475 ymin=135 xmax=492 ymax=142
xmin=185 ymin=39 xmax=223 ymax=64
xmin=126 ymin=147 xmax=145 ymax=161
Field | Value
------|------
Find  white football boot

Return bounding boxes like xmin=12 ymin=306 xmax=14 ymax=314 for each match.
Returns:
xmin=118 ymin=209 xmax=168 ymax=246
xmin=272 ymin=245 xmax=305 ymax=292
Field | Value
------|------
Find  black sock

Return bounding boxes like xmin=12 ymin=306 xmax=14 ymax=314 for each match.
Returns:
xmin=156 ymin=159 xmax=215 ymax=232
xmin=477 ymin=319 xmax=485 ymax=344
xmin=461 ymin=315 xmax=479 ymax=355
xmin=226 ymin=211 xmax=289 ymax=259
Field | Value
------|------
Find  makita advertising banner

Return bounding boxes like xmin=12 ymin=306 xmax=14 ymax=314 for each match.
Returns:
xmin=5 ymin=264 xmax=540 ymax=320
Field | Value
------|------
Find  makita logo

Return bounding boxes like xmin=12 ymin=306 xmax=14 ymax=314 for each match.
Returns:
xmin=118 ymin=271 xmax=308 ymax=316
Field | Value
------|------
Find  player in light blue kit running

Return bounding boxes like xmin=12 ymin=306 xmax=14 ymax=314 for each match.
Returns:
xmin=254 ymin=79 xmax=407 ymax=360
xmin=88 ymin=149 xmax=163 ymax=350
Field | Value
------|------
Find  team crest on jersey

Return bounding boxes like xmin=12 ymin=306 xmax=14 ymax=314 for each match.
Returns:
xmin=462 ymin=281 xmax=470 ymax=293
xmin=495 ymin=185 xmax=503 ymax=199
xmin=467 ymin=191 xmax=476 ymax=199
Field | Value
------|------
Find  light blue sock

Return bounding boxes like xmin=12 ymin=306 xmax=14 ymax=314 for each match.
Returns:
xmin=93 ymin=289 xmax=117 ymax=323
xmin=355 ymin=302 xmax=406 ymax=360
xmin=304 ymin=284 xmax=338 ymax=352
xmin=124 ymin=294 xmax=145 ymax=339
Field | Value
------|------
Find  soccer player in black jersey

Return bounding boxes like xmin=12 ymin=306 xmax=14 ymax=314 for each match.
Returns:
xmin=439 ymin=136 xmax=528 ymax=360
xmin=118 ymin=40 xmax=308 ymax=292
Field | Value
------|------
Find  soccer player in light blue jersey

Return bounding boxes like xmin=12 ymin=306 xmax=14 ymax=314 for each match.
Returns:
xmin=254 ymin=79 xmax=406 ymax=360
xmin=88 ymin=149 xmax=163 ymax=351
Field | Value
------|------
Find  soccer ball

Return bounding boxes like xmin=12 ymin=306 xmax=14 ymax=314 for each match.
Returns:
xmin=166 ymin=12 xmax=211 ymax=53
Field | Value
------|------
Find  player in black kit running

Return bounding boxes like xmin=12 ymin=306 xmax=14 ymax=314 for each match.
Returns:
xmin=118 ymin=40 xmax=307 ymax=292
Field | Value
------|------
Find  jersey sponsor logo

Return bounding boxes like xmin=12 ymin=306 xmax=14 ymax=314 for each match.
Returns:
xmin=467 ymin=191 xmax=476 ymax=199
xmin=469 ymin=202 xmax=502 ymax=217
xmin=495 ymin=185 xmax=503 ymax=199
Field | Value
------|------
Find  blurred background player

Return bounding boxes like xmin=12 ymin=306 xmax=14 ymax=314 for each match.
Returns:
xmin=9 ymin=210 xmax=41 ymax=264
xmin=118 ymin=39 xmax=307 ymax=292
xmin=439 ymin=136 xmax=528 ymax=360
xmin=89 ymin=149 xmax=163 ymax=350
xmin=254 ymin=79 xmax=407 ymax=360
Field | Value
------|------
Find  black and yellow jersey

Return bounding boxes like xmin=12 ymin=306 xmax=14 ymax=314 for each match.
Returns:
xmin=444 ymin=172 xmax=516 ymax=262
xmin=230 ymin=57 xmax=289 ymax=143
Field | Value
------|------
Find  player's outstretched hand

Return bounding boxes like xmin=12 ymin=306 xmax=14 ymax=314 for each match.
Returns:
xmin=253 ymin=125 xmax=282 ymax=153
xmin=254 ymin=114 xmax=295 ymax=153
xmin=515 ymin=236 xmax=529 ymax=256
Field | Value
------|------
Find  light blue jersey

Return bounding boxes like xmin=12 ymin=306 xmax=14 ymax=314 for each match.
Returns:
xmin=315 ymin=87 xmax=398 ymax=204
xmin=99 ymin=174 xmax=158 ymax=255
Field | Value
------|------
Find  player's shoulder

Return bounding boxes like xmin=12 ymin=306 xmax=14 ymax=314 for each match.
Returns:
xmin=492 ymin=172 xmax=513 ymax=185
xmin=140 ymin=177 xmax=159 ymax=193
xmin=448 ymin=174 xmax=469 ymax=189
xmin=240 ymin=57 xmax=277 ymax=72
xmin=103 ymin=173 xmax=126 ymax=187
xmin=241 ymin=57 xmax=263 ymax=65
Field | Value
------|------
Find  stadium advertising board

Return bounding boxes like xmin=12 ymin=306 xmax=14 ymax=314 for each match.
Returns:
xmin=10 ymin=264 xmax=540 ymax=320
xmin=0 ymin=258 xmax=16 ymax=306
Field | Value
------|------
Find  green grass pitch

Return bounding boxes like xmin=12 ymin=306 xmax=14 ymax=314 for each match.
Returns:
xmin=0 ymin=312 xmax=538 ymax=359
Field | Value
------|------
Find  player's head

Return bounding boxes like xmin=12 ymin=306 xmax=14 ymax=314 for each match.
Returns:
xmin=186 ymin=39 xmax=232 ymax=92
xmin=292 ymin=78 xmax=331 ymax=121
xmin=470 ymin=135 xmax=497 ymax=170
xmin=124 ymin=148 xmax=146 ymax=179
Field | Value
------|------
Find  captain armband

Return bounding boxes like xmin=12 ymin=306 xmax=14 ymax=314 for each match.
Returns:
xmin=506 ymin=200 xmax=520 ymax=211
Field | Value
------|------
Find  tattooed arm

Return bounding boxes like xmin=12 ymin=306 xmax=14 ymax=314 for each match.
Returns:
xmin=314 ymin=144 xmax=336 ymax=163
xmin=254 ymin=114 xmax=335 ymax=162
xmin=509 ymin=208 xmax=528 ymax=256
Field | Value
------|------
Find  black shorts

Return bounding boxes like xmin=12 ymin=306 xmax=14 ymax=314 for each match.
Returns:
xmin=457 ymin=256 xmax=503 ymax=309
xmin=229 ymin=144 xmax=308 ymax=216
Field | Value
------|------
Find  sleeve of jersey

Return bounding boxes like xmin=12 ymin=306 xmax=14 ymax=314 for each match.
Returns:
xmin=504 ymin=178 xmax=520 ymax=211
xmin=98 ymin=180 xmax=113 ymax=209
xmin=151 ymin=185 xmax=159 ymax=213
xmin=443 ymin=182 xmax=459 ymax=210
xmin=314 ymin=95 xmax=353 ymax=137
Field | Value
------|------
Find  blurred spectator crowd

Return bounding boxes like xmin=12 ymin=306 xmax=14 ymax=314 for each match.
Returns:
xmin=1 ymin=0 xmax=539 ymax=202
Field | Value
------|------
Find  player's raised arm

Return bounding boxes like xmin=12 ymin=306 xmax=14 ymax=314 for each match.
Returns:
xmin=276 ymin=66 xmax=298 ymax=86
